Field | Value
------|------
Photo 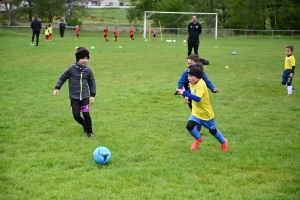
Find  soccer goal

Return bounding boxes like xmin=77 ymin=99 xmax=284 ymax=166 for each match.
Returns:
xmin=143 ymin=11 xmax=218 ymax=40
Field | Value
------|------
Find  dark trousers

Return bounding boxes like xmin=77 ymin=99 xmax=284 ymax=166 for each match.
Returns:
xmin=31 ymin=31 xmax=40 ymax=46
xmin=187 ymin=39 xmax=199 ymax=56
xmin=60 ymin=29 xmax=65 ymax=37
xmin=70 ymin=98 xmax=93 ymax=133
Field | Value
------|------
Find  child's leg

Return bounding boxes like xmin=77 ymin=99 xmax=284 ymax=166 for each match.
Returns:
xmin=186 ymin=120 xmax=202 ymax=140
xmin=80 ymin=99 xmax=93 ymax=134
xmin=71 ymin=99 xmax=85 ymax=130
xmin=202 ymin=118 xmax=225 ymax=143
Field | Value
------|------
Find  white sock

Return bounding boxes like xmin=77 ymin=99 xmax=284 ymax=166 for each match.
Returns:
xmin=287 ymin=86 xmax=293 ymax=94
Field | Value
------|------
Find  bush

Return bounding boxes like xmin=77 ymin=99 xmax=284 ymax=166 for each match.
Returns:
xmin=67 ymin=17 xmax=82 ymax=27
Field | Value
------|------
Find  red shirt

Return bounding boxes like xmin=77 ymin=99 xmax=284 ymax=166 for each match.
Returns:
xmin=104 ymin=28 xmax=108 ymax=36
xmin=114 ymin=30 xmax=118 ymax=36
xmin=76 ymin=27 xmax=80 ymax=34
xmin=129 ymin=28 xmax=134 ymax=35
xmin=152 ymin=30 xmax=156 ymax=35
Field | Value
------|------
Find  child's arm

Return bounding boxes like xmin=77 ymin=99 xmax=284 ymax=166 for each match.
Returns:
xmin=290 ymin=66 xmax=295 ymax=77
xmin=53 ymin=69 xmax=70 ymax=95
xmin=176 ymin=88 xmax=201 ymax=102
xmin=202 ymin=72 xmax=219 ymax=93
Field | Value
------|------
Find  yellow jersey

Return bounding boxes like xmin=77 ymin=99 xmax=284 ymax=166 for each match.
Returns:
xmin=285 ymin=55 xmax=295 ymax=70
xmin=190 ymin=79 xmax=214 ymax=121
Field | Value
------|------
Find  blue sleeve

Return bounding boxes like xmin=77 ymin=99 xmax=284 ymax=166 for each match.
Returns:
xmin=202 ymin=73 xmax=215 ymax=92
xmin=183 ymin=90 xmax=201 ymax=102
xmin=178 ymin=70 xmax=188 ymax=89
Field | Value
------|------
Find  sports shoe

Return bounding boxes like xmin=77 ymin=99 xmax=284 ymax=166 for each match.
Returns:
xmin=221 ymin=139 xmax=228 ymax=152
xmin=286 ymin=94 xmax=292 ymax=97
xmin=191 ymin=138 xmax=204 ymax=151
xmin=87 ymin=133 xmax=94 ymax=138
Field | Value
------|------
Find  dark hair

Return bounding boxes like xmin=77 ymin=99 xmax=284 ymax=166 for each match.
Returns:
xmin=189 ymin=62 xmax=204 ymax=74
xmin=286 ymin=46 xmax=293 ymax=52
xmin=187 ymin=54 xmax=200 ymax=63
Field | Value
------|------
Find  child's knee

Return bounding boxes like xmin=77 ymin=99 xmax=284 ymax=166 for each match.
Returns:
xmin=209 ymin=129 xmax=217 ymax=135
xmin=186 ymin=121 xmax=196 ymax=130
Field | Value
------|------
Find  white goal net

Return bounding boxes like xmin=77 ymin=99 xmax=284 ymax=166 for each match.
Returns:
xmin=143 ymin=11 xmax=218 ymax=40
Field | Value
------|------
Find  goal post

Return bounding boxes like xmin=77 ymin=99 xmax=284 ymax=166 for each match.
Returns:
xmin=143 ymin=11 xmax=218 ymax=40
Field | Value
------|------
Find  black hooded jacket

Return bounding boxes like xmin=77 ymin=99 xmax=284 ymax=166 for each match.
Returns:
xmin=31 ymin=19 xmax=42 ymax=32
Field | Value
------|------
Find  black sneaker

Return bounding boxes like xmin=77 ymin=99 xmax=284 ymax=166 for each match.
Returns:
xmin=87 ymin=133 xmax=94 ymax=138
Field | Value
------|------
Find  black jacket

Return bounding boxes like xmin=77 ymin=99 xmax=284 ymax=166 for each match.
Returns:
xmin=188 ymin=22 xmax=202 ymax=41
xmin=31 ymin=19 xmax=42 ymax=32
xmin=55 ymin=64 xmax=96 ymax=100
xmin=58 ymin=20 xmax=67 ymax=30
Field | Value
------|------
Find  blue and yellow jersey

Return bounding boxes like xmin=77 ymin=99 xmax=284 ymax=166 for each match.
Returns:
xmin=285 ymin=55 xmax=295 ymax=70
xmin=190 ymin=79 xmax=214 ymax=120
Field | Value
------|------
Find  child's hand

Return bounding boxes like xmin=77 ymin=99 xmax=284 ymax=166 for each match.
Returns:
xmin=213 ymin=88 xmax=219 ymax=93
xmin=176 ymin=88 xmax=185 ymax=95
xmin=290 ymin=73 xmax=293 ymax=78
xmin=53 ymin=89 xmax=59 ymax=96
xmin=184 ymin=97 xmax=190 ymax=104
xmin=90 ymin=97 xmax=95 ymax=104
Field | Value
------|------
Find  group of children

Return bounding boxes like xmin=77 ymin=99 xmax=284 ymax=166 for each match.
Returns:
xmin=52 ymin=44 xmax=295 ymax=153
xmin=103 ymin=26 xmax=119 ymax=42
xmin=101 ymin=26 xmax=157 ymax=42
xmin=174 ymin=46 xmax=296 ymax=152
xmin=44 ymin=24 xmax=53 ymax=41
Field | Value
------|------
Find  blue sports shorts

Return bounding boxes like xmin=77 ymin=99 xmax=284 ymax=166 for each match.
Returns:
xmin=188 ymin=115 xmax=216 ymax=130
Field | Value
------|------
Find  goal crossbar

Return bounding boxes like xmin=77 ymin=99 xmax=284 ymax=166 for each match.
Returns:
xmin=143 ymin=11 xmax=218 ymax=40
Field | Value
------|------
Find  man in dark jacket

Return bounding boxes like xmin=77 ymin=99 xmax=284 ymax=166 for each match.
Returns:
xmin=58 ymin=18 xmax=67 ymax=37
xmin=187 ymin=15 xmax=202 ymax=56
xmin=30 ymin=15 xmax=42 ymax=46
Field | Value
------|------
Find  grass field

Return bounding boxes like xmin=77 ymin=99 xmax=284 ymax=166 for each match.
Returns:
xmin=1 ymin=33 xmax=300 ymax=199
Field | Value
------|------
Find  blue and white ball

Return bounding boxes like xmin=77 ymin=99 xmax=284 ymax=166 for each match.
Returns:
xmin=93 ymin=146 xmax=111 ymax=165
xmin=232 ymin=51 xmax=237 ymax=55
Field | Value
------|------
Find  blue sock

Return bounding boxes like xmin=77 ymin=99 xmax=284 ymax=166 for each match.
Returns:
xmin=213 ymin=130 xmax=226 ymax=144
xmin=188 ymin=128 xmax=202 ymax=140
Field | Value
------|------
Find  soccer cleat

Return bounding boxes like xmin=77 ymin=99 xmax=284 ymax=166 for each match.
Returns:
xmin=286 ymin=94 xmax=292 ymax=97
xmin=221 ymin=139 xmax=228 ymax=152
xmin=191 ymin=138 xmax=204 ymax=151
xmin=87 ymin=133 xmax=94 ymax=138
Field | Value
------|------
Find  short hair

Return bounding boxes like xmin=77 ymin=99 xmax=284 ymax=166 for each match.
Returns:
xmin=187 ymin=54 xmax=200 ymax=63
xmin=286 ymin=45 xmax=293 ymax=52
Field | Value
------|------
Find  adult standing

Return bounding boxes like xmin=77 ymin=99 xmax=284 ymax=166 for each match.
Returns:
xmin=187 ymin=15 xmax=202 ymax=56
xmin=58 ymin=18 xmax=67 ymax=37
xmin=30 ymin=15 xmax=42 ymax=46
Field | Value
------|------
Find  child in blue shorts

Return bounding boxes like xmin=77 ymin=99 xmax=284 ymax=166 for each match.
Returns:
xmin=176 ymin=62 xmax=228 ymax=151
xmin=282 ymin=46 xmax=296 ymax=96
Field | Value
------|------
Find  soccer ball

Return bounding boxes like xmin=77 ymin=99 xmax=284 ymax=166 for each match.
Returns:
xmin=232 ymin=51 xmax=237 ymax=55
xmin=93 ymin=146 xmax=111 ymax=165
xmin=91 ymin=46 xmax=95 ymax=49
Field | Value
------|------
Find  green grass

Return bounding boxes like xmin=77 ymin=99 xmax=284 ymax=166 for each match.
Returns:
xmin=0 ymin=34 xmax=300 ymax=199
